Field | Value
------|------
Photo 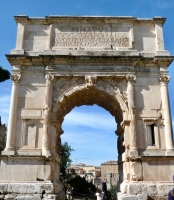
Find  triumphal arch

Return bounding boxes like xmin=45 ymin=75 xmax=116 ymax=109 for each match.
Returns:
xmin=0 ymin=15 xmax=174 ymax=199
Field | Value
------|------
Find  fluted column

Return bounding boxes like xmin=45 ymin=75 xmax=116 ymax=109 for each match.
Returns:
xmin=159 ymin=75 xmax=174 ymax=153
xmin=126 ymin=75 xmax=138 ymax=157
xmin=3 ymin=75 xmax=21 ymax=155
xmin=42 ymin=75 xmax=54 ymax=157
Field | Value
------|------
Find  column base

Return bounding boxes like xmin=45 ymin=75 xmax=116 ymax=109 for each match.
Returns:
xmin=1 ymin=149 xmax=15 ymax=155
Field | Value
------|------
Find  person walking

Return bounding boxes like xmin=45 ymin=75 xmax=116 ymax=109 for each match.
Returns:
xmin=102 ymin=179 xmax=107 ymax=200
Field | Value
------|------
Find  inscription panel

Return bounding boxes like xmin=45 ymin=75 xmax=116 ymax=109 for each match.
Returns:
xmin=53 ymin=23 xmax=132 ymax=48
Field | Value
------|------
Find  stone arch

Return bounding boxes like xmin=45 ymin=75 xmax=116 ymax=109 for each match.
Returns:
xmin=52 ymin=77 xmax=129 ymax=127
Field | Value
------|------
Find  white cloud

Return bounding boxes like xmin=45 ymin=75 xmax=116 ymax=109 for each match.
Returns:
xmin=61 ymin=106 xmax=118 ymax=166
xmin=0 ymin=95 xmax=11 ymax=124
xmin=63 ymin=110 xmax=117 ymax=130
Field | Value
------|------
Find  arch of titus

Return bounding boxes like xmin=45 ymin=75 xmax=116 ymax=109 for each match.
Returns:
xmin=0 ymin=15 xmax=174 ymax=200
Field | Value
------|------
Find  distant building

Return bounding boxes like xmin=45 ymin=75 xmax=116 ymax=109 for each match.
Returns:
xmin=69 ymin=163 xmax=101 ymax=178
xmin=101 ymin=160 xmax=118 ymax=187
xmin=81 ymin=164 xmax=101 ymax=178
xmin=66 ymin=165 xmax=84 ymax=176
xmin=67 ymin=161 xmax=118 ymax=189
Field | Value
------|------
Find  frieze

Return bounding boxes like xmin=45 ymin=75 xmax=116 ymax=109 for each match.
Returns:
xmin=47 ymin=65 xmax=150 ymax=72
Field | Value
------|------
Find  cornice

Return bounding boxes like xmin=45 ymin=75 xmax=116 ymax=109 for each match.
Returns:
xmin=13 ymin=15 xmax=166 ymax=25
xmin=5 ymin=54 xmax=174 ymax=67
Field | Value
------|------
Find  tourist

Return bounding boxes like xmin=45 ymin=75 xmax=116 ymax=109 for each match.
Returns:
xmin=70 ymin=187 xmax=74 ymax=200
xmin=102 ymin=179 xmax=107 ymax=199
xmin=95 ymin=189 xmax=102 ymax=200
xmin=66 ymin=187 xmax=71 ymax=200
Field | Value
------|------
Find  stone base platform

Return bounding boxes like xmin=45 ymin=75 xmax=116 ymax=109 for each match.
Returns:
xmin=0 ymin=182 xmax=65 ymax=200
xmin=117 ymin=181 xmax=174 ymax=200
xmin=0 ymin=194 xmax=60 ymax=200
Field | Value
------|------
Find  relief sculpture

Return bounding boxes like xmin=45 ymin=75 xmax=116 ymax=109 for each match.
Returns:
xmin=53 ymin=77 xmax=85 ymax=102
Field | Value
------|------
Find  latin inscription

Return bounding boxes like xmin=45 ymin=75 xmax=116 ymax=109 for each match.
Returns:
xmin=54 ymin=27 xmax=130 ymax=47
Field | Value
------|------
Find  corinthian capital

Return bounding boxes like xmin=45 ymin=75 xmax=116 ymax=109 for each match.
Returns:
xmin=159 ymin=75 xmax=170 ymax=85
xmin=126 ymin=75 xmax=136 ymax=86
xmin=45 ymin=75 xmax=54 ymax=85
xmin=85 ymin=75 xmax=97 ymax=88
xmin=10 ymin=75 xmax=21 ymax=83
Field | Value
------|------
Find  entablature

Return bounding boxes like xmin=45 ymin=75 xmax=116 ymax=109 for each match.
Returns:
xmin=6 ymin=54 xmax=174 ymax=68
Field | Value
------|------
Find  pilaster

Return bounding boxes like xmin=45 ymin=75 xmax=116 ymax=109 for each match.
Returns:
xmin=11 ymin=21 xmax=26 ymax=54
xmin=42 ymin=75 xmax=54 ymax=157
xmin=155 ymin=23 xmax=170 ymax=56
xmin=126 ymin=75 xmax=138 ymax=157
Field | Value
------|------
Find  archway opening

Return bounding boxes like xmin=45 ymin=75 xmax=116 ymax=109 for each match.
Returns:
xmin=53 ymin=85 xmax=126 ymax=189
xmin=61 ymin=104 xmax=117 ymax=166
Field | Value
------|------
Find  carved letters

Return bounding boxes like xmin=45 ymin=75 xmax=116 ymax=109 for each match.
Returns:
xmin=54 ymin=27 xmax=130 ymax=47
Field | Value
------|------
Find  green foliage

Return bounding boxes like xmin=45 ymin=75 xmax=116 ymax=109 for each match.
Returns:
xmin=107 ymin=184 xmax=117 ymax=200
xmin=0 ymin=119 xmax=6 ymax=153
xmin=66 ymin=176 xmax=97 ymax=195
xmin=0 ymin=66 xmax=10 ymax=82
xmin=60 ymin=142 xmax=74 ymax=182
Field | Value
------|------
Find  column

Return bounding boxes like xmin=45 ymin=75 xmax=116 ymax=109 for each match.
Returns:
xmin=3 ymin=75 xmax=21 ymax=155
xmin=159 ymin=75 xmax=174 ymax=153
xmin=42 ymin=75 xmax=54 ymax=157
xmin=126 ymin=75 xmax=138 ymax=157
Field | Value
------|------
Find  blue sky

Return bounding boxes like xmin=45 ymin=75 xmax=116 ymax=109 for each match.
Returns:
xmin=0 ymin=0 xmax=174 ymax=166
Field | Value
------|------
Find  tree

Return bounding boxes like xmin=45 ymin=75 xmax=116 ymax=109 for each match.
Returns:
xmin=60 ymin=142 xmax=74 ymax=182
xmin=0 ymin=117 xmax=6 ymax=153
xmin=0 ymin=66 xmax=10 ymax=82
xmin=66 ymin=176 xmax=97 ymax=195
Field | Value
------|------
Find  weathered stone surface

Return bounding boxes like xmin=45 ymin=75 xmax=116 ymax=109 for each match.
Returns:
xmin=128 ymin=183 xmax=141 ymax=194
xmin=16 ymin=194 xmax=42 ymax=200
xmin=43 ymin=194 xmax=59 ymax=200
xmin=0 ymin=183 xmax=8 ymax=193
xmin=40 ymin=183 xmax=54 ymax=194
xmin=137 ymin=193 xmax=147 ymax=200
xmin=7 ymin=183 xmax=41 ymax=194
xmin=4 ymin=194 xmax=16 ymax=200
xmin=122 ymin=194 xmax=138 ymax=200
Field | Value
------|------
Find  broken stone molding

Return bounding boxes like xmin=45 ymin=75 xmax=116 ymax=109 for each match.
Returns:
xmin=0 ymin=182 xmax=65 ymax=200
xmin=117 ymin=181 xmax=174 ymax=200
